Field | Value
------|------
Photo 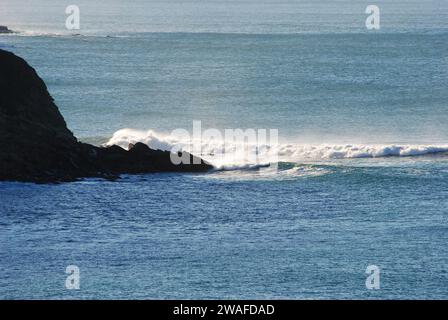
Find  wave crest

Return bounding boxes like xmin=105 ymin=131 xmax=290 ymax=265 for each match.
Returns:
xmin=105 ymin=128 xmax=448 ymax=169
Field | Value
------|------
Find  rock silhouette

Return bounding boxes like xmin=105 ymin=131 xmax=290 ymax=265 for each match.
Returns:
xmin=0 ymin=26 xmax=13 ymax=34
xmin=0 ymin=49 xmax=212 ymax=183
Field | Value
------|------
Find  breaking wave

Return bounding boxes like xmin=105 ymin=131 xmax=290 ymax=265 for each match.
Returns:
xmin=105 ymin=128 xmax=448 ymax=170
xmin=0 ymin=29 xmax=123 ymax=38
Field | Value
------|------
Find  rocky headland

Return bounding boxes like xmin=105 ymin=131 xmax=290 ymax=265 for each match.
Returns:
xmin=0 ymin=49 xmax=212 ymax=183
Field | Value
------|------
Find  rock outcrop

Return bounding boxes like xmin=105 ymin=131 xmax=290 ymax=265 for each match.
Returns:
xmin=0 ymin=49 xmax=212 ymax=183
xmin=0 ymin=26 xmax=13 ymax=34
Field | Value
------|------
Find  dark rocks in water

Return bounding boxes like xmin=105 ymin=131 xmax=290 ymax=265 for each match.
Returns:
xmin=0 ymin=26 xmax=13 ymax=34
xmin=0 ymin=49 xmax=213 ymax=183
xmin=95 ymin=142 xmax=210 ymax=175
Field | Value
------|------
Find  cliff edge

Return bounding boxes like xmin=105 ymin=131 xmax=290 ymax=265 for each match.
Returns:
xmin=0 ymin=49 xmax=212 ymax=182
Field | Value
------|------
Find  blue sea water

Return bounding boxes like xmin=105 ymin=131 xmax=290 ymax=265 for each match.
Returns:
xmin=1 ymin=0 xmax=448 ymax=299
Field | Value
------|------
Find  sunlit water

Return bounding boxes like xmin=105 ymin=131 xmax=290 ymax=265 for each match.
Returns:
xmin=1 ymin=0 xmax=447 ymax=299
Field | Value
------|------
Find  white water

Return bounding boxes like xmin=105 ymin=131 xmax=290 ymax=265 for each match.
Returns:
xmin=105 ymin=128 xmax=448 ymax=169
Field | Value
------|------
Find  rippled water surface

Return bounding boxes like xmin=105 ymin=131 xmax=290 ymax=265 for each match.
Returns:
xmin=1 ymin=0 xmax=447 ymax=299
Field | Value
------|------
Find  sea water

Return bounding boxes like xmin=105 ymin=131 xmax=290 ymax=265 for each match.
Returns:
xmin=0 ymin=0 xmax=447 ymax=299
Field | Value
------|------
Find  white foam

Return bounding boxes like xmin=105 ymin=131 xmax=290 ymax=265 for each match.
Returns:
xmin=105 ymin=128 xmax=177 ymax=152
xmin=1 ymin=29 xmax=119 ymax=38
xmin=277 ymin=144 xmax=448 ymax=160
xmin=105 ymin=128 xmax=448 ymax=169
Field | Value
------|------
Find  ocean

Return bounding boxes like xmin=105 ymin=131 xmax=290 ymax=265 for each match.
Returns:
xmin=0 ymin=0 xmax=447 ymax=299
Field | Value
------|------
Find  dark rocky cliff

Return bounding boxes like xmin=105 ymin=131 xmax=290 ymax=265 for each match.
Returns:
xmin=0 ymin=49 xmax=212 ymax=182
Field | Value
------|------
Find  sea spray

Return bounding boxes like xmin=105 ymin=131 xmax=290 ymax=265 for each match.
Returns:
xmin=105 ymin=128 xmax=448 ymax=170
